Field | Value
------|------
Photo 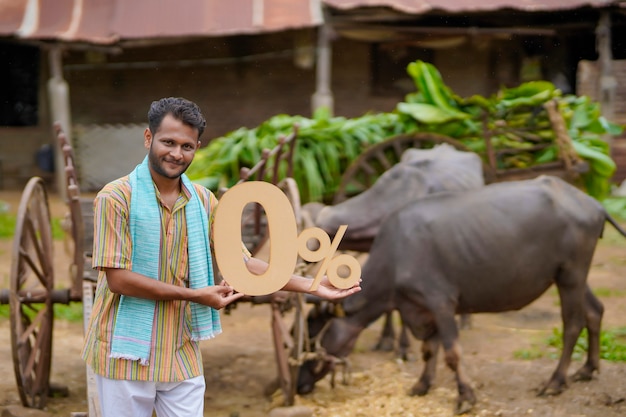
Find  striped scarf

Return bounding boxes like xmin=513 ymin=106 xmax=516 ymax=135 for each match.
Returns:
xmin=110 ymin=156 xmax=221 ymax=365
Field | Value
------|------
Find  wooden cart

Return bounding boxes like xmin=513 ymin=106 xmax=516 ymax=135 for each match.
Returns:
xmin=333 ymin=99 xmax=588 ymax=204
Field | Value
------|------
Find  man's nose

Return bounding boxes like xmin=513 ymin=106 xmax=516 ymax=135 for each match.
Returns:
xmin=170 ymin=146 xmax=183 ymax=159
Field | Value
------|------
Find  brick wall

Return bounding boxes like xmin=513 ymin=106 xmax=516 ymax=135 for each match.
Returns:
xmin=577 ymin=59 xmax=626 ymax=184
xmin=62 ymin=32 xmax=400 ymax=141
xmin=577 ymin=59 xmax=626 ymax=125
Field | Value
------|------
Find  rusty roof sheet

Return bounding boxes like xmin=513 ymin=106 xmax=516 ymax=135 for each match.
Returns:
xmin=323 ymin=0 xmax=624 ymax=14
xmin=0 ymin=0 xmax=323 ymax=44
xmin=1 ymin=0 xmax=624 ymax=45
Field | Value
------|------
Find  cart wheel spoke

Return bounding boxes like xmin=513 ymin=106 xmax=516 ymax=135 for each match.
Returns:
xmin=21 ymin=216 xmax=52 ymax=285
xmin=17 ymin=306 xmax=49 ymax=346
xmin=18 ymin=247 xmax=47 ymax=287
xmin=22 ymin=315 xmax=50 ymax=379
xmin=9 ymin=177 xmax=54 ymax=409
xmin=373 ymin=150 xmax=392 ymax=171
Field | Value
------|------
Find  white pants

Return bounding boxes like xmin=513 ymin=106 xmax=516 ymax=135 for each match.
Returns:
xmin=96 ymin=374 xmax=205 ymax=417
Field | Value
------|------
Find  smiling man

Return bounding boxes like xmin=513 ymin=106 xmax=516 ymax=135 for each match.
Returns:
xmin=81 ymin=97 xmax=361 ymax=417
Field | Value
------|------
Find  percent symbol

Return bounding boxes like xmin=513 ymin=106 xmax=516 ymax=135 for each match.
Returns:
xmin=297 ymin=225 xmax=361 ymax=291
xmin=214 ymin=181 xmax=361 ymax=296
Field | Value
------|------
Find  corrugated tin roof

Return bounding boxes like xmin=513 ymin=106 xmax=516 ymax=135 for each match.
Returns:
xmin=1 ymin=0 xmax=624 ymax=45
xmin=0 ymin=0 xmax=323 ymax=44
xmin=323 ymin=0 xmax=623 ymax=14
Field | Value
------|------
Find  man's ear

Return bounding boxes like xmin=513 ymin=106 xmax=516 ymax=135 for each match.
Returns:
xmin=144 ymin=127 xmax=152 ymax=149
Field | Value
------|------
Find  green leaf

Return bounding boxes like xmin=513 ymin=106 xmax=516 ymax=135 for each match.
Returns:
xmin=313 ymin=106 xmax=332 ymax=121
xmin=534 ymin=146 xmax=557 ymax=164
xmin=500 ymin=81 xmax=556 ymax=100
xmin=599 ymin=117 xmax=625 ymax=136
xmin=397 ymin=102 xmax=468 ymax=124
xmin=572 ymin=140 xmax=616 ymax=177
xmin=497 ymin=89 xmax=554 ymax=110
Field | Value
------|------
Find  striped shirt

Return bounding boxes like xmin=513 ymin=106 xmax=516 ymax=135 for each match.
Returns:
xmin=81 ymin=175 xmax=248 ymax=381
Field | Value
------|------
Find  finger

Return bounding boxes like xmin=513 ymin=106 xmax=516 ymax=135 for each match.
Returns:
xmin=224 ymin=292 xmax=245 ymax=304
xmin=216 ymin=284 xmax=235 ymax=293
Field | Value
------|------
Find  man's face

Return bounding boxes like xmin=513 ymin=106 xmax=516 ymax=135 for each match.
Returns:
xmin=144 ymin=114 xmax=200 ymax=180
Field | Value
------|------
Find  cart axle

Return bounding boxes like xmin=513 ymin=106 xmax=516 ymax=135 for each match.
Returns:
xmin=0 ymin=288 xmax=78 ymax=305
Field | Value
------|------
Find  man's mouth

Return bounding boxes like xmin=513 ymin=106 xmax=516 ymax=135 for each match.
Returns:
xmin=164 ymin=159 xmax=183 ymax=166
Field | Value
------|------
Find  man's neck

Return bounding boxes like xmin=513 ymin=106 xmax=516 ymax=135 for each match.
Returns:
xmin=150 ymin=171 xmax=182 ymax=210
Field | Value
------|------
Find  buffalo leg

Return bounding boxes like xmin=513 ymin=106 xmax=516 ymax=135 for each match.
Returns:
xmin=541 ymin=274 xmax=588 ymax=396
xmin=398 ymin=323 xmax=411 ymax=361
xmin=436 ymin=313 xmax=476 ymax=414
xmin=445 ymin=341 xmax=476 ymax=414
xmin=572 ymin=285 xmax=604 ymax=382
xmin=410 ymin=335 xmax=440 ymax=396
xmin=374 ymin=311 xmax=396 ymax=352
xmin=375 ymin=311 xmax=412 ymax=360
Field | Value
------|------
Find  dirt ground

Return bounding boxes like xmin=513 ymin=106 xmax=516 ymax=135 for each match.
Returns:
xmin=0 ymin=189 xmax=625 ymax=417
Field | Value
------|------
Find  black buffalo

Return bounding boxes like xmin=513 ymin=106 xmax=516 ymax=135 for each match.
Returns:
xmin=305 ymin=144 xmax=483 ymax=354
xmin=298 ymin=176 xmax=624 ymax=414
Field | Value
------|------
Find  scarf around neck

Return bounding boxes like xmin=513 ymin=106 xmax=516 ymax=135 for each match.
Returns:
xmin=110 ymin=156 xmax=221 ymax=365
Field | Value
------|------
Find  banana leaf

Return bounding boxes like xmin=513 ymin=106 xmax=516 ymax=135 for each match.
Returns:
xmin=188 ymin=59 xmax=623 ymax=204
xmin=397 ymin=102 xmax=469 ymax=124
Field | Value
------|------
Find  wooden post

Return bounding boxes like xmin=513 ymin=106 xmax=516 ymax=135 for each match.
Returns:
xmin=47 ymin=46 xmax=72 ymax=201
xmin=544 ymin=100 xmax=583 ymax=176
xmin=82 ymin=279 xmax=102 ymax=417
xmin=311 ymin=23 xmax=334 ymax=116
xmin=596 ymin=11 xmax=616 ymax=145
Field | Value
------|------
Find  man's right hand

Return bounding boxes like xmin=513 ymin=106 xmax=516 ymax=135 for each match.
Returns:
xmin=191 ymin=284 xmax=245 ymax=309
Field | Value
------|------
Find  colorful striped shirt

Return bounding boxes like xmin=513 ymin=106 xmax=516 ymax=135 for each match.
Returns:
xmin=81 ymin=175 xmax=248 ymax=381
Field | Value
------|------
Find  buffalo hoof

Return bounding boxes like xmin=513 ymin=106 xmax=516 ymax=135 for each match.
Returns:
xmin=397 ymin=347 xmax=414 ymax=362
xmin=539 ymin=379 xmax=567 ymax=396
xmin=458 ymin=314 xmax=472 ymax=330
xmin=455 ymin=399 xmax=474 ymax=415
xmin=409 ymin=380 xmax=430 ymax=396
xmin=571 ymin=364 xmax=598 ymax=382
xmin=454 ymin=385 xmax=476 ymax=415
xmin=374 ymin=337 xmax=395 ymax=352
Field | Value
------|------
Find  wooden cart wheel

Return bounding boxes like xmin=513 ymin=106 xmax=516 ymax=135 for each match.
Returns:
xmin=333 ymin=132 xmax=473 ymax=204
xmin=270 ymin=177 xmax=307 ymax=406
xmin=9 ymin=177 xmax=55 ymax=409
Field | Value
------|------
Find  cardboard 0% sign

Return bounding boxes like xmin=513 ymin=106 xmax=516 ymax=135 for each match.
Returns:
xmin=213 ymin=181 xmax=361 ymax=296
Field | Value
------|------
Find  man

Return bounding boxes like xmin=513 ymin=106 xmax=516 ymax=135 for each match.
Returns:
xmin=81 ymin=97 xmax=361 ymax=417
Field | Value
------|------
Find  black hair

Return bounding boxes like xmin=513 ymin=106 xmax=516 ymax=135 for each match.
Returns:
xmin=147 ymin=97 xmax=206 ymax=139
